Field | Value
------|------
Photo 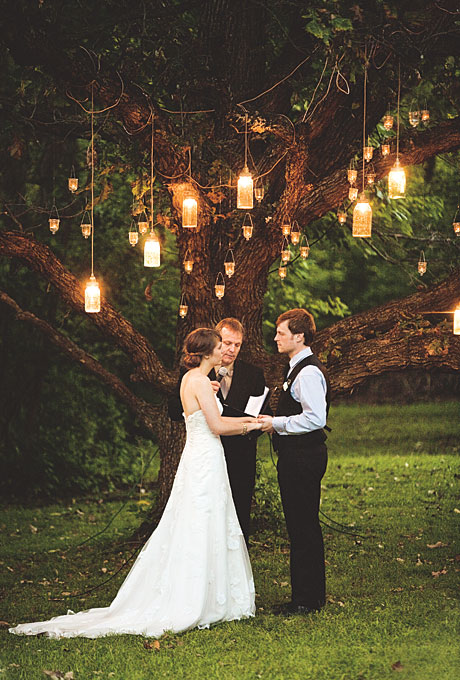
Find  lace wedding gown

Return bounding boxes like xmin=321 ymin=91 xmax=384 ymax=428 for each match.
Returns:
xmin=9 ymin=405 xmax=255 ymax=638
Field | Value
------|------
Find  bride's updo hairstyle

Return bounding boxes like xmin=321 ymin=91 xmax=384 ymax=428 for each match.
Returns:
xmin=182 ymin=328 xmax=221 ymax=369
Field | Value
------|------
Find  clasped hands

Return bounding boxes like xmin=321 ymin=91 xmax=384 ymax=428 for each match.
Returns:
xmin=211 ymin=380 xmax=274 ymax=433
xmin=256 ymin=414 xmax=274 ymax=434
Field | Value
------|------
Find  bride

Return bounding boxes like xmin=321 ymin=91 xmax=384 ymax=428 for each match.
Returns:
xmin=9 ymin=328 xmax=262 ymax=639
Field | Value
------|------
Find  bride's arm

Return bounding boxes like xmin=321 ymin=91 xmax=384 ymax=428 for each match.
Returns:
xmin=196 ymin=378 xmax=261 ymax=436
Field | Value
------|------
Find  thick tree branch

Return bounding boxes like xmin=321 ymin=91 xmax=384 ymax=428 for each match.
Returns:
xmin=0 ymin=288 xmax=163 ymax=435
xmin=312 ymin=268 xmax=460 ymax=396
xmin=0 ymin=231 xmax=175 ymax=391
xmin=310 ymin=115 xmax=460 ymax=217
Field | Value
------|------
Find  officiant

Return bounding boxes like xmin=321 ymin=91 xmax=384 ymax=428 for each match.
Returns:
xmin=168 ymin=317 xmax=268 ymax=544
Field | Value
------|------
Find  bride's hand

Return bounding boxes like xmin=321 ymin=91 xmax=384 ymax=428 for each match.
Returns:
xmin=245 ymin=421 xmax=262 ymax=432
xmin=209 ymin=380 xmax=220 ymax=394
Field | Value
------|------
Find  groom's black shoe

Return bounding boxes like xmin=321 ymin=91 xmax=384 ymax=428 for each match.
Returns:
xmin=272 ymin=602 xmax=320 ymax=617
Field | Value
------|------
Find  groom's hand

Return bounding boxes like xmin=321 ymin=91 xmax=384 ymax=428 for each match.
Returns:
xmin=257 ymin=415 xmax=274 ymax=434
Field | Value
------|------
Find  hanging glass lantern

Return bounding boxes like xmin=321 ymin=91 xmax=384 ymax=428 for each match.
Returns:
xmin=254 ymin=178 xmax=264 ymax=203
xmin=417 ymin=251 xmax=427 ymax=275
xmin=349 ymin=186 xmax=358 ymax=201
xmin=85 ymin=274 xmax=101 ymax=313
xmin=299 ymin=235 xmax=310 ymax=259
xmin=381 ymin=143 xmax=390 ymax=157
xmin=242 ymin=213 xmax=253 ymax=240
xmin=179 ymin=294 xmax=188 ymax=318
xmin=453 ymin=306 xmax=460 ymax=335
xmin=215 ymin=272 xmax=225 ymax=299
xmin=421 ymin=109 xmax=430 ymax=123
xmin=68 ymin=167 xmax=78 ymax=193
xmin=224 ymin=261 xmax=235 ymax=277
xmin=347 ymin=168 xmax=357 ymax=185
xmin=183 ymin=248 xmax=194 ymax=274
xmin=337 ymin=209 xmax=347 ymax=224
xmin=224 ymin=249 xmax=235 ymax=277
xmin=452 ymin=207 xmax=460 ymax=235
xmin=383 ymin=114 xmax=394 ymax=131
xmin=278 ymin=265 xmax=287 ymax=279
xmin=363 ymin=145 xmax=373 ymax=162
xmin=144 ymin=232 xmax=160 ymax=267
xmin=281 ymin=237 xmax=291 ymax=263
xmin=366 ymin=166 xmax=376 ymax=185
xmin=183 ymin=249 xmax=194 ymax=273
xmin=352 ymin=194 xmax=372 ymax=237
xmin=388 ymin=158 xmax=406 ymax=199
xmin=138 ymin=210 xmax=149 ymax=234
xmin=281 ymin=221 xmax=291 ymax=236
xmin=80 ymin=211 xmax=91 ymax=239
xmin=290 ymin=221 xmax=301 ymax=244
xmin=408 ymin=108 xmax=420 ymax=127
xmin=237 ymin=166 xmax=253 ymax=209
xmin=182 ymin=193 xmax=198 ymax=228
xmin=128 ymin=223 xmax=139 ymax=246
xmin=48 ymin=203 xmax=60 ymax=234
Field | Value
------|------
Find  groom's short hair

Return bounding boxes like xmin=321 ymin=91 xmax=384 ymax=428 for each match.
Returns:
xmin=276 ymin=308 xmax=316 ymax=345
xmin=215 ymin=317 xmax=244 ymax=338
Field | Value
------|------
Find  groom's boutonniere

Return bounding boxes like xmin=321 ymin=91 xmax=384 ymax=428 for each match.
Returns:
xmin=282 ymin=380 xmax=289 ymax=391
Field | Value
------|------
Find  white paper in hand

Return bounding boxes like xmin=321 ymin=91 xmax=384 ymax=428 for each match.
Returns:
xmin=244 ymin=387 xmax=270 ymax=417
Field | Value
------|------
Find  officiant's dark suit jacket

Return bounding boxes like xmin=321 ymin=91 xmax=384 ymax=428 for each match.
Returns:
xmin=167 ymin=359 xmax=267 ymax=543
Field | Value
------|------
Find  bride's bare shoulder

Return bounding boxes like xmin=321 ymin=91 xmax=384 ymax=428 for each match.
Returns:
xmin=182 ymin=369 xmax=209 ymax=387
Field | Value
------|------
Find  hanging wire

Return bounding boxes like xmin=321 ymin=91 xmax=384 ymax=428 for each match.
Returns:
xmin=90 ymin=83 xmax=95 ymax=276
xmin=237 ymin=53 xmax=314 ymax=107
xmin=66 ymin=72 xmax=124 ymax=114
xmin=244 ymin=113 xmax=249 ymax=168
xmin=362 ymin=51 xmax=367 ymax=195
xmin=396 ymin=61 xmax=401 ymax=160
xmin=150 ymin=113 xmax=154 ymax=227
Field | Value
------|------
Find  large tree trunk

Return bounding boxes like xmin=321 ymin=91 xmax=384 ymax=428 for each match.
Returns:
xmin=1 ymin=0 xmax=460 ymax=521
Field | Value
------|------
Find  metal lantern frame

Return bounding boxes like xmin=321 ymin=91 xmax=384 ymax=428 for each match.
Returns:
xmin=183 ymin=249 xmax=194 ymax=274
xmin=68 ymin=165 xmax=78 ymax=193
xmin=48 ymin=202 xmax=60 ymax=234
xmin=215 ymin=271 xmax=225 ymax=299
xmin=80 ymin=210 xmax=92 ymax=239
xmin=254 ymin=177 xmax=264 ymax=203
xmin=179 ymin=293 xmax=188 ymax=318
xmin=128 ymin=220 xmax=139 ymax=246
xmin=290 ymin=220 xmax=301 ymax=244
xmin=299 ymin=234 xmax=310 ymax=259
xmin=281 ymin=236 xmax=291 ymax=263
xmin=348 ymin=186 xmax=358 ymax=201
xmin=417 ymin=250 xmax=427 ymax=275
xmin=224 ymin=249 xmax=235 ymax=277
xmin=242 ymin=212 xmax=254 ymax=240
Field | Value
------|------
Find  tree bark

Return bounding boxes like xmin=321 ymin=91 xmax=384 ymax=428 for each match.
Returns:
xmin=1 ymin=0 xmax=460 ymax=515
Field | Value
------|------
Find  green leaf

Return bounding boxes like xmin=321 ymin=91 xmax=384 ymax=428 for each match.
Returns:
xmin=305 ymin=18 xmax=326 ymax=40
xmin=331 ymin=17 xmax=353 ymax=32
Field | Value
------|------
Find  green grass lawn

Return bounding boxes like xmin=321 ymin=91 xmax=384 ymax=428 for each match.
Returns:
xmin=1 ymin=402 xmax=459 ymax=680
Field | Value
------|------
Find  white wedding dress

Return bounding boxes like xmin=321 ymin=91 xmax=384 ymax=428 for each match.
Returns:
xmin=9 ymin=404 xmax=255 ymax=638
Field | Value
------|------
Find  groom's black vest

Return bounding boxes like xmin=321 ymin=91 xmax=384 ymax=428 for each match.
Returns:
xmin=272 ymin=354 xmax=331 ymax=454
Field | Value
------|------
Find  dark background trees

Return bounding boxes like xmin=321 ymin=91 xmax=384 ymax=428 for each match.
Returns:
xmin=0 ymin=0 xmax=459 ymax=502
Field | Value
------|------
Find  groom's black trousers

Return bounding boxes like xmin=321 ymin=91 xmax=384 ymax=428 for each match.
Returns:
xmin=277 ymin=443 xmax=327 ymax=610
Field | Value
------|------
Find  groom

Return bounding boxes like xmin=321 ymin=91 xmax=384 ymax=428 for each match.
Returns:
xmin=168 ymin=317 xmax=266 ymax=544
xmin=258 ymin=308 xmax=331 ymax=615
